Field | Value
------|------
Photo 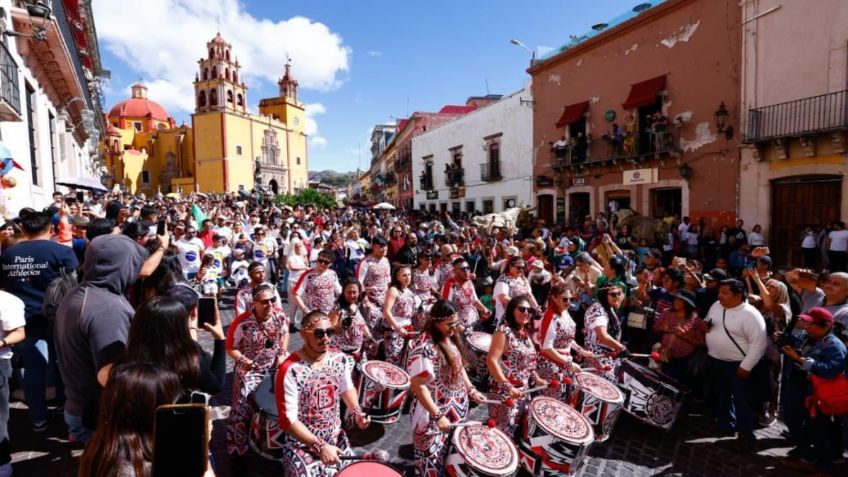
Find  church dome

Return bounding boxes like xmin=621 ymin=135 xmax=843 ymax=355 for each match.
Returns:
xmin=108 ymin=83 xmax=170 ymax=121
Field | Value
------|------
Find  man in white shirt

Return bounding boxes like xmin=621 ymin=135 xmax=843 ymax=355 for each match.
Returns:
xmin=704 ymin=278 xmax=767 ymax=452
xmin=0 ymin=291 xmax=25 ymax=476
xmin=825 ymin=221 xmax=848 ymax=272
xmin=175 ymin=226 xmax=205 ymax=280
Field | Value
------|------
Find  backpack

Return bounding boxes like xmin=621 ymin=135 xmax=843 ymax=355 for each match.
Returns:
xmin=807 ymin=373 xmax=848 ymax=417
xmin=43 ymin=267 xmax=78 ymax=324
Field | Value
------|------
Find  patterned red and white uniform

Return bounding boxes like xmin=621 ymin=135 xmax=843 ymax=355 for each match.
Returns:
xmin=537 ymin=307 xmax=578 ymax=398
xmin=441 ymin=278 xmax=480 ymax=334
xmin=411 ymin=268 xmax=435 ymax=306
xmin=275 ymin=351 xmax=355 ymax=477
xmin=235 ymin=281 xmax=281 ymax=317
xmin=407 ymin=337 xmax=469 ymax=477
xmin=493 ymin=275 xmax=532 ymax=325
xmin=225 ymin=309 xmax=288 ymax=455
xmin=384 ymin=287 xmax=418 ymax=367
xmin=330 ymin=304 xmax=369 ymax=387
xmin=292 ymin=268 xmax=342 ymax=315
xmin=583 ymin=302 xmax=621 ymax=382
xmin=488 ymin=323 xmax=537 ymax=435
xmin=432 ymin=259 xmax=454 ymax=293
xmin=355 ymin=255 xmax=391 ymax=330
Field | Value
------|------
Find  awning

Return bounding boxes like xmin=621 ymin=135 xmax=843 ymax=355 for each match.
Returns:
xmin=555 ymin=101 xmax=590 ymax=128
xmin=621 ymin=74 xmax=666 ymax=110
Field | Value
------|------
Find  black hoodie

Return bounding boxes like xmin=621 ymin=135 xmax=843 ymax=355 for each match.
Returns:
xmin=54 ymin=234 xmax=147 ymax=421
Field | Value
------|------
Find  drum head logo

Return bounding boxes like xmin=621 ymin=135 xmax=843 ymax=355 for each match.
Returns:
xmin=646 ymin=394 xmax=677 ymax=426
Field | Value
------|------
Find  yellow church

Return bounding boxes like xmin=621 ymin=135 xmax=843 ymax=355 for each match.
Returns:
xmin=102 ymin=33 xmax=309 ymax=195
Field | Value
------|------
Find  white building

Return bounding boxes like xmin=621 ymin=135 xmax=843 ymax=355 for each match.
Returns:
xmin=0 ymin=0 xmax=105 ymax=217
xmin=412 ymin=83 xmax=534 ymax=216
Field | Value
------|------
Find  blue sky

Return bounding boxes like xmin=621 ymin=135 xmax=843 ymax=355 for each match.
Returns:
xmin=95 ymin=1 xmax=637 ymax=173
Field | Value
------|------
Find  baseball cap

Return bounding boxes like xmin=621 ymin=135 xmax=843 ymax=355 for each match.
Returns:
xmin=105 ymin=200 xmax=127 ymax=220
xmin=674 ymin=290 xmax=697 ymax=309
xmin=704 ymin=268 xmax=729 ymax=281
xmin=506 ymin=245 xmax=520 ymax=257
xmin=531 ymin=261 xmax=544 ymax=269
xmin=798 ymin=307 xmax=834 ymax=326
xmin=756 ymin=256 xmax=773 ymax=267
xmin=558 ymin=255 xmax=575 ymax=269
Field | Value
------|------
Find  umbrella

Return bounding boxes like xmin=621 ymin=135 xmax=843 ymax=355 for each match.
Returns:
xmin=56 ymin=176 xmax=108 ymax=192
xmin=165 ymin=192 xmax=181 ymax=198
xmin=373 ymin=202 xmax=395 ymax=210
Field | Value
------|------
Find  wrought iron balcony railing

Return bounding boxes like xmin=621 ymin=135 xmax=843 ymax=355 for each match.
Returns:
xmin=0 ymin=40 xmax=21 ymax=121
xmin=419 ymin=175 xmax=434 ymax=190
xmin=480 ymin=162 xmax=502 ymax=182
xmin=444 ymin=168 xmax=464 ymax=188
xmin=744 ymin=89 xmax=848 ymax=143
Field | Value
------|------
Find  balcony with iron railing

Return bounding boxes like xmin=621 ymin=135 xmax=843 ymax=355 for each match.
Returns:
xmin=395 ymin=148 xmax=412 ymax=171
xmin=480 ymin=161 xmax=502 ymax=182
xmin=444 ymin=168 xmax=464 ymax=188
xmin=419 ymin=174 xmax=434 ymax=190
xmin=0 ymin=40 xmax=21 ymax=121
xmin=384 ymin=171 xmax=397 ymax=186
xmin=744 ymin=89 xmax=848 ymax=143
xmin=551 ymin=127 xmax=679 ymax=172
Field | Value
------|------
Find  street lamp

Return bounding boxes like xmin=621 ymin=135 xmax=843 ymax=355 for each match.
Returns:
xmin=510 ymin=39 xmax=536 ymax=62
xmin=714 ymin=102 xmax=734 ymax=139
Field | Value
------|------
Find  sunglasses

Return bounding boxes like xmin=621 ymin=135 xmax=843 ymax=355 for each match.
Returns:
xmin=308 ymin=327 xmax=336 ymax=339
xmin=257 ymin=297 xmax=277 ymax=305
xmin=516 ymin=306 xmax=533 ymax=314
xmin=445 ymin=321 xmax=461 ymax=329
xmin=563 ymin=297 xmax=577 ymax=302
xmin=317 ymin=259 xmax=331 ymax=265
xmin=458 ymin=266 xmax=470 ymax=271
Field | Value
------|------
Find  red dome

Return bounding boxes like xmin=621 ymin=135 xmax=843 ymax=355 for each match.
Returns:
xmin=108 ymin=97 xmax=170 ymax=122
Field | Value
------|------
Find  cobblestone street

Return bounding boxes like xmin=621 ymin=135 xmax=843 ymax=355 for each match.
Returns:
xmin=7 ymin=294 xmax=847 ymax=476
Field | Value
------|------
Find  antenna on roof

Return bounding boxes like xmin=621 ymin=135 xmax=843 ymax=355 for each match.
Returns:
xmin=485 ymin=78 xmax=490 ymax=96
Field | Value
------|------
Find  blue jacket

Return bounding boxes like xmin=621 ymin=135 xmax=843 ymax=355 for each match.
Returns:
xmin=801 ymin=333 xmax=848 ymax=379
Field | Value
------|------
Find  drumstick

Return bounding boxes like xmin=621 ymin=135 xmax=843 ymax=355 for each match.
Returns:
xmin=608 ymin=350 xmax=661 ymax=361
xmin=524 ymin=379 xmax=561 ymax=395
xmin=338 ymin=450 xmax=390 ymax=462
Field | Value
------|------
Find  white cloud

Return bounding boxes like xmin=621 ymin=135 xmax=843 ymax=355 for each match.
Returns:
xmin=304 ymin=102 xmax=326 ymax=148
xmin=93 ymin=0 xmax=351 ymax=125
xmin=367 ymin=50 xmax=382 ymax=57
xmin=310 ymin=137 xmax=327 ymax=148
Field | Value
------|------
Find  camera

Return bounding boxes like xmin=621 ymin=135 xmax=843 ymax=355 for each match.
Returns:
xmin=775 ymin=332 xmax=800 ymax=350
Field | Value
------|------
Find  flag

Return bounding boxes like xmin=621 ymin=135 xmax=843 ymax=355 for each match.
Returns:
xmin=191 ymin=203 xmax=207 ymax=225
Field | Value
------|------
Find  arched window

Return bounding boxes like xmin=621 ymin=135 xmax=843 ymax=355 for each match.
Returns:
xmin=233 ymin=71 xmax=238 ymax=83
xmin=227 ymin=90 xmax=234 ymax=103
xmin=210 ymin=89 xmax=218 ymax=106
xmin=198 ymin=90 xmax=206 ymax=107
xmin=211 ymin=68 xmax=218 ymax=79
xmin=225 ymin=68 xmax=230 ymax=81
xmin=268 ymin=148 xmax=277 ymax=165
xmin=225 ymin=49 xmax=230 ymax=61
xmin=209 ymin=48 xmax=214 ymax=59
xmin=236 ymin=94 xmax=243 ymax=106
xmin=202 ymin=68 xmax=208 ymax=80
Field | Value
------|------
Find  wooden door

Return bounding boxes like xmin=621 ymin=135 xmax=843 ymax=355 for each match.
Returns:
xmin=771 ymin=176 xmax=841 ymax=268
xmin=537 ymin=195 xmax=554 ymax=225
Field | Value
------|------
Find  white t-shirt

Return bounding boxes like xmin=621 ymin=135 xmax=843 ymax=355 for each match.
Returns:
xmin=175 ymin=237 xmax=205 ymax=276
xmin=748 ymin=232 xmax=764 ymax=247
xmin=0 ymin=291 xmax=25 ymax=359
xmin=828 ymin=229 xmax=848 ymax=252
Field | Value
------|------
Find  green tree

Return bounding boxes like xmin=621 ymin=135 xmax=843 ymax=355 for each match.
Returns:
xmin=273 ymin=188 xmax=338 ymax=210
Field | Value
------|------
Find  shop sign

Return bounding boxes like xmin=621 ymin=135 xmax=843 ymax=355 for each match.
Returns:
xmin=623 ymin=168 xmax=658 ymax=185
xmin=536 ymin=176 xmax=554 ymax=187
xmin=426 ymin=190 xmax=438 ymax=200
xmin=571 ymin=176 xmax=588 ymax=187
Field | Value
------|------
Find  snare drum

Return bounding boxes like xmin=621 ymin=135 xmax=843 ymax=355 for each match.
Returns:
xmin=446 ymin=424 xmax=518 ymax=477
xmin=568 ymin=372 xmax=625 ymax=442
xmin=518 ymin=396 xmax=594 ymax=476
xmin=358 ymin=360 xmax=410 ymax=424
xmin=466 ymin=332 xmax=492 ymax=387
xmin=248 ymin=373 xmax=285 ymax=460
xmin=337 ymin=461 xmax=403 ymax=477
xmin=619 ymin=359 xmax=686 ymax=430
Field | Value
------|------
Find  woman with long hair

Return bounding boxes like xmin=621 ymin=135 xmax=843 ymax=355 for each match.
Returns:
xmin=329 ymin=279 xmax=372 ymax=379
xmin=118 ymin=296 xmax=200 ymax=392
xmin=411 ymin=251 xmax=438 ymax=307
xmin=382 ymin=266 xmax=418 ymax=366
xmin=583 ymin=283 xmax=628 ymax=381
xmin=408 ymin=300 xmax=485 ymax=477
xmin=78 ymin=362 xmax=182 ymax=477
xmin=538 ymin=283 xmax=587 ymax=398
xmin=486 ymin=295 xmax=545 ymax=435
xmin=286 ymin=240 xmax=310 ymax=329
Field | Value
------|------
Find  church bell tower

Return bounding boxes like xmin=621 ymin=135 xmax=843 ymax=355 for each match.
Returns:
xmin=194 ymin=33 xmax=247 ymax=114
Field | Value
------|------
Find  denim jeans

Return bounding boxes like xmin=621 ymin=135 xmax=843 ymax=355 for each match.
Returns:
xmin=710 ymin=358 xmax=755 ymax=441
xmin=0 ymin=359 xmax=12 ymax=465
xmin=64 ymin=411 xmax=93 ymax=444
xmin=16 ymin=329 xmax=64 ymax=425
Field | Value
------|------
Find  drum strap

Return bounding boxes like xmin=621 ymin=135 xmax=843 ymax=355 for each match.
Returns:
xmin=721 ymin=309 xmax=746 ymax=357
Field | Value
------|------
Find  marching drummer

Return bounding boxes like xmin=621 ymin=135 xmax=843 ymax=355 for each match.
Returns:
xmin=538 ymin=282 xmax=588 ymax=398
xmin=329 ymin=279 xmax=373 ymax=374
xmin=441 ymin=258 xmax=491 ymax=335
xmin=493 ymin=256 xmax=540 ymax=327
xmin=407 ymin=300 xmax=485 ymax=477
xmin=383 ymin=266 xmax=419 ymax=366
xmin=225 ymin=283 xmax=289 ymax=457
xmin=486 ymin=296 xmax=545 ymax=436
xmin=583 ymin=283 xmax=629 ymax=381
xmin=356 ymin=236 xmax=391 ymax=356
xmin=292 ymin=249 xmax=343 ymax=316
xmin=276 ymin=311 xmax=370 ymax=476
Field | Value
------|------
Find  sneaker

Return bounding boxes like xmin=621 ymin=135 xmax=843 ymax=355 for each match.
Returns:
xmin=758 ymin=413 xmax=777 ymax=427
xmin=0 ymin=463 xmax=12 ymax=477
xmin=33 ymin=420 xmax=48 ymax=432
